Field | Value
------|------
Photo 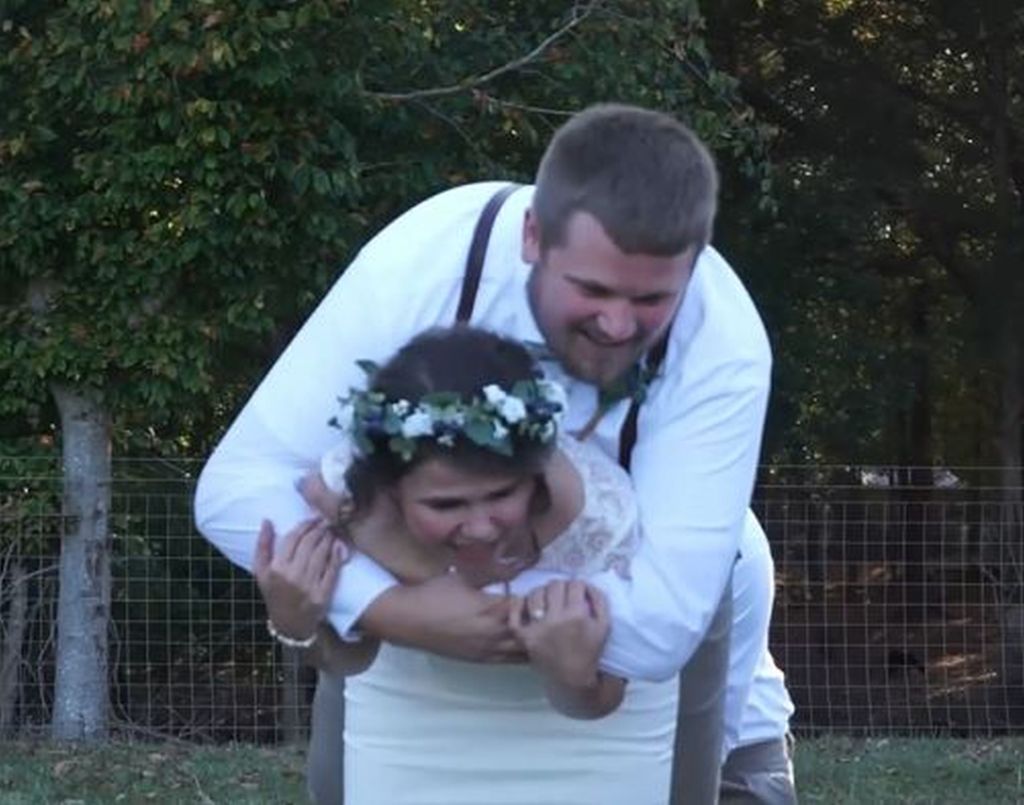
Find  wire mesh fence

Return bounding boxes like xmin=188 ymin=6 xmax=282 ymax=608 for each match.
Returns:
xmin=1 ymin=458 xmax=1022 ymax=742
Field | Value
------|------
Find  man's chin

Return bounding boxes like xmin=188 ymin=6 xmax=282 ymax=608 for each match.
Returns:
xmin=561 ymin=348 xmax=640 ymax=389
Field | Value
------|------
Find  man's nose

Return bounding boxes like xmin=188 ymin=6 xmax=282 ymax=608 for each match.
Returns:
xmin=594 ymin=300 xmax=638 ymax=343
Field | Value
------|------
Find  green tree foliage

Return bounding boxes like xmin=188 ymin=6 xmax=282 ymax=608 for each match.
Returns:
xmin=1 ymin=0 xmax=769 ymax=450
xmin=706 ymin=0 xmax=1024 ymax=470
xmin=0 ymin=0 xmax=771 ymax=739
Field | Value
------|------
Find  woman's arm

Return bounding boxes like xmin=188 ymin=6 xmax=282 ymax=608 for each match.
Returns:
xmin=510 ymin=579 xmax=625 ymax=719
xmin=254 ymin=518 xmax=380 ymax=676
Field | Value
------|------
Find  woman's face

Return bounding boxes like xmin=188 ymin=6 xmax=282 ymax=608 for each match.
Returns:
xmin=393 ymin=457 xmax=538 ymax=583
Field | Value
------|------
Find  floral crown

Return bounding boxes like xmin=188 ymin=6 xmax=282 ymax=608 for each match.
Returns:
xmin=330 ymin=362 xmax=568 ymax=463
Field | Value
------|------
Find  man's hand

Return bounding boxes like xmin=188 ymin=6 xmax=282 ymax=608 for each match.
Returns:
xmin=254 ymin=518 xmax=347 ymax=641
xmin=358 ymin=573 xmax=527 ymax=663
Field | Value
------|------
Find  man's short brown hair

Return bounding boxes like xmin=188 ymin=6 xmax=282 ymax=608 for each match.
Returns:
xmin=532 ymin=104 xmax=718 ymax=256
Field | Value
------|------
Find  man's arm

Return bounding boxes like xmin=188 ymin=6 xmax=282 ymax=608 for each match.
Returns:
xmin=592 ymin=347 xmax=771 ymax=681
xmin=194 ymin=182 xmax=527 ymax=648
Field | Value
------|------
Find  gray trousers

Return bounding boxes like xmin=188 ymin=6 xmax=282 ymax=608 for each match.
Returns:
xmin=306 ymin=670 xmax=345 ymax=805
xmin=307 ymin=577 xmax=734 ymax=805
xmin=719 ymin=735 xmax=798 ymax=805
xmin=670 ymin=575 xmax=733 ymax=805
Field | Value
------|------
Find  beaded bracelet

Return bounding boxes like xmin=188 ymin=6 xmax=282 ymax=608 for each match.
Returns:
xmin=266 ymin=618 xmax=318 ymax=649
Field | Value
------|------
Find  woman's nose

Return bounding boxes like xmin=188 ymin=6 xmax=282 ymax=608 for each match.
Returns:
xmin=459 ymin=508 xmax=500 ymax=541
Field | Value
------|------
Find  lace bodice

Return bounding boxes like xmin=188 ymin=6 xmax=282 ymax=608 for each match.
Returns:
xmin=534 ymin=435 xmax=639 ymax=580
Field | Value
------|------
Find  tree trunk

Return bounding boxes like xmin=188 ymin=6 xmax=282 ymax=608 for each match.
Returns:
xmin=0 ymin=561 xmax=28 ymax=736
xmin=50 ymin=383 xmax=112 ymax=741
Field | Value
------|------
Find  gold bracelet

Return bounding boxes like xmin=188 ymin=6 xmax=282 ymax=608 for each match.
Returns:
xmin=266 ymin=618 xmax=318 ymax=649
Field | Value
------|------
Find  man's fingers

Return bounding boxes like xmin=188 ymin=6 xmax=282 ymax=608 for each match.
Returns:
xmin=254 ymin=519 xmax=275 ymax=576
xmin=488 ymin=639 xmax=529 ymax=664
xmin=297 ymin=472 xmax=336 ymax=519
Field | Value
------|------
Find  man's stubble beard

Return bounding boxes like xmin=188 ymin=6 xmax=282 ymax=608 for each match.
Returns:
xmin=527 ymin=269 xmax=644 ymax=391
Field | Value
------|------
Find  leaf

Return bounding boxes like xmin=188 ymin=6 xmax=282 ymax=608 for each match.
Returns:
xmin=355 ymin=359 xmax=378 ymax=377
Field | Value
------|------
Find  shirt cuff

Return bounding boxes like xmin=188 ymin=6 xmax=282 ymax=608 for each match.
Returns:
xmin=325 ymin=551 xmax=398 ymax=641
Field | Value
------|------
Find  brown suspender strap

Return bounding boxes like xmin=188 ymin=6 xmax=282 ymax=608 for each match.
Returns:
xmin=618 ymin=332 xmax=670 ymax=472
xmin=456 ymin=184 xmax=522 ymax=324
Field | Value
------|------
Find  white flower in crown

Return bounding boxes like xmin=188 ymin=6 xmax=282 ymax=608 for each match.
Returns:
xmin=539 ymin=379 xmax=568 ymax=413
xmin=391 ymin=400 xmax=410 ymax=416
xmin=335 ymin=399 xmax=357 ymax=432
xmin=401 ymin=409 xmax=434 ymax=438
xmin=492 ymin=421 xmax=509 ymax=440
xmin=497 ymin=396 xmax=527 ymax=423
xmin=482 ymin=384 xmax=507 ymax=406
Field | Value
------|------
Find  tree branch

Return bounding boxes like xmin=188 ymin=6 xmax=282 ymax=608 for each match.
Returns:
xmin=363 ymin=2 xmax=599 ymax=102
xmin=480 ymin=96 xmax=577 ymax=119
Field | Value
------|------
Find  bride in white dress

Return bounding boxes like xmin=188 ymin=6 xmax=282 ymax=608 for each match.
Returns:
xmin=256 ymin=326 xmax=677 ymax=804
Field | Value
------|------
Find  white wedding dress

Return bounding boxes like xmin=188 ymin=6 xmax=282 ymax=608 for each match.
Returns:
xmin=343 ymin=437 xmax=678 ymax=804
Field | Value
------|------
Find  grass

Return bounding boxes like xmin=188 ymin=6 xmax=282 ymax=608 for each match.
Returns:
xmin=795 ymin=736 xmax=1024 ymax=804
xmin=0 ymin=736 xmax=1022 ymax=803
xmin=0 ymin=741 xmax=308 ymax=804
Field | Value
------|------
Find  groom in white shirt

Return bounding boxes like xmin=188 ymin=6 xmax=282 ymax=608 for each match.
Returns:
xmin=195 ymin=103 xmax=792 ymax=803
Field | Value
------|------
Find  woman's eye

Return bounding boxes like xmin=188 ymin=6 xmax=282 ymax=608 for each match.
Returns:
xmin=426 ymin=499 xmax=462 ymax=511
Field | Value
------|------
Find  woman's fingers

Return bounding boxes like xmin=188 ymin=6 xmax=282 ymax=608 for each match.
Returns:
xmin=507 ymin=595 xmax=526 ymax=633
xmin=282 ymin=516 xmax=322 ymax=564
xmin=303 ymin=522 xmax=332 ymax=573
xmin=314 ymin=539 xmax=348 ymax=602
xmin=254 ymin=520 xmax=275 ymax=577
xmin=543 ymin=580 xmax=567 ymax=614
xmin=566 ymin=579 xmax=588 ymax=613
xmin=526 ymin=586 xmax=548 ymax=624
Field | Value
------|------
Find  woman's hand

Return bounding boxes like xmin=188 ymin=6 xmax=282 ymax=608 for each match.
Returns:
xmin=510 ymin=579 xmax=609 ymax=689
xmin=510 ymin=579 xmax=624 ymax=718
xmin=253 ymin=518 xmax=347 ymax=642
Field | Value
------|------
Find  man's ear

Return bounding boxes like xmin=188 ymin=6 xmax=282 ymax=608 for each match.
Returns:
xmin=521 ymin=208 xmax=541 ymax=265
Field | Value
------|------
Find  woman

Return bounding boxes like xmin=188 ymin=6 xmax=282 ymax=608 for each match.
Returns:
xmin=257 ymin=326 xmax=677 ymax=804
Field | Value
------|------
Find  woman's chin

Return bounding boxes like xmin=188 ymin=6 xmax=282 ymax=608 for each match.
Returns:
xmin=452 ymin=554 xmax=518 ymax=588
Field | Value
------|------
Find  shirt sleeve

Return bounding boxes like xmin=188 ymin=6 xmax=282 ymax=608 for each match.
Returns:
xmin=589 ymin=348 xmax=772 ymax=681
xmin=193 ymin=187 xmax=487 ymax=638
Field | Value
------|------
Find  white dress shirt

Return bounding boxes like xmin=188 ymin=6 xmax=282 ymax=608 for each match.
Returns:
xmin=194 ymin=181 xmax=772 ymax=681
xmin=726 ymin=512 xmax=795 ymax=753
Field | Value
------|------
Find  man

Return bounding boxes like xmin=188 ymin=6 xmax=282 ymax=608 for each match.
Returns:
xmin=195 ymin=104 xmax=772 ymax=803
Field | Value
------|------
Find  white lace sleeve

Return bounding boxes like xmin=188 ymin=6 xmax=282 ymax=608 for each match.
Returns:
xmin=535 ymin=435 xmax=640 ymax=580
